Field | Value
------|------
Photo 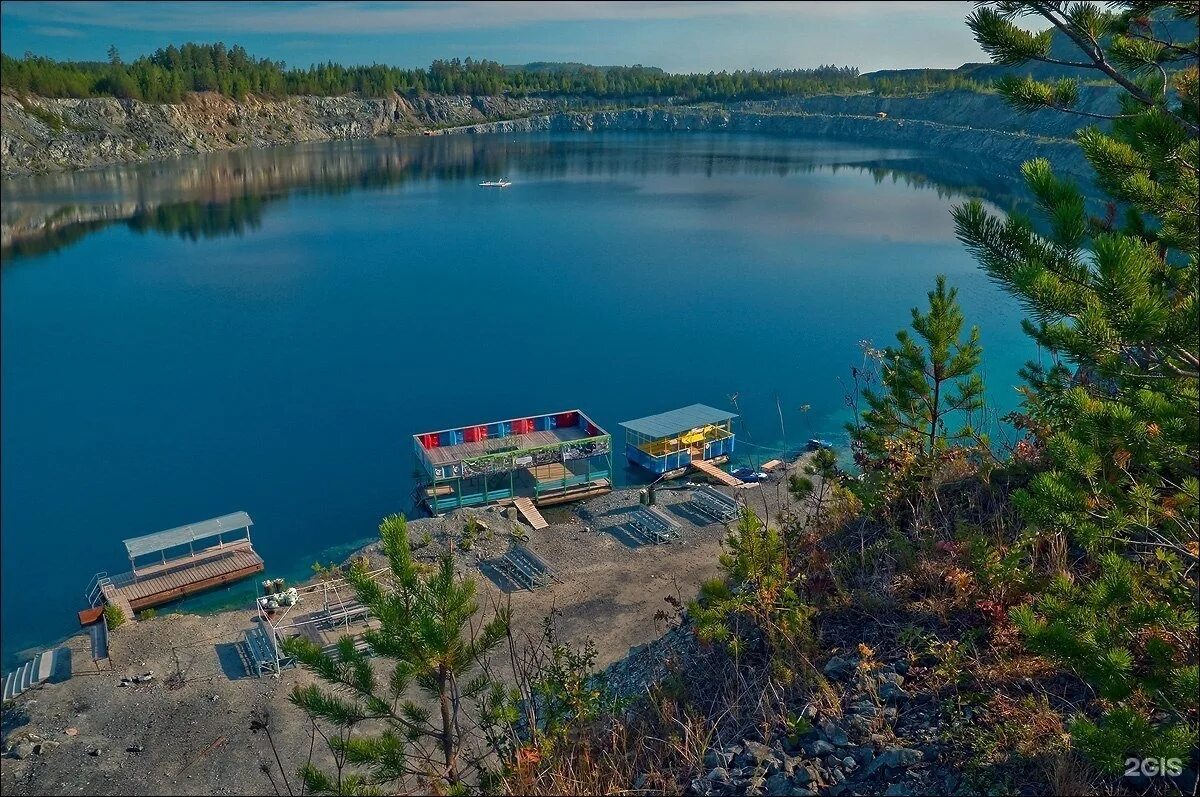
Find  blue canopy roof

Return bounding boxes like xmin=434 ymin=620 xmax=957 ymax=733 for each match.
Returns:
xmin=619 ymin=404 xmax=736 ymax=439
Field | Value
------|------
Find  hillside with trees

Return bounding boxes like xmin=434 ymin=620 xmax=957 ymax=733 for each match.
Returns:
xmin=1 ymin=43 xmax=972 ymax=104
xmin=275 ymin=3 xmax=1198 ymax=794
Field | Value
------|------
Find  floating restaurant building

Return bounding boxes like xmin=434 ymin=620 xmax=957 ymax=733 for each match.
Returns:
xmin=414 ymin=409 xmax=613 ymax=515
xmin=620 ymin=403 xmax=737 ymax=478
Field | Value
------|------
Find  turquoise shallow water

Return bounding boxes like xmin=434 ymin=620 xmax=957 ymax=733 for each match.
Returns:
xmin=0 ymin=132 xmax=1040 ymax=666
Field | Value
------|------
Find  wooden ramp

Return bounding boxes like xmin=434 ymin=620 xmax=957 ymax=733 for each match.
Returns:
xmin=512 ymin=497 xmax=549 ymax=530
xmin=690 ymin=458 xmax=744 ymax=487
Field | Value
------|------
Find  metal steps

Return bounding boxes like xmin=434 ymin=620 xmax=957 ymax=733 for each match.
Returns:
xmin=88 ymin=617 xmax=110 ymax=662
xmin=2 ymin=648 xmax=66 ymax=702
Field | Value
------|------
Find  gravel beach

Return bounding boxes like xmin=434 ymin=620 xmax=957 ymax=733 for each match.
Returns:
xmin=1 ymin=457 xmax=814 ymax=796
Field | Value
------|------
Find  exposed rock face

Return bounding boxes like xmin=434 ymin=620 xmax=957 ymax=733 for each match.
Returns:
xmin=0 ymin=91 xmax=552 ymax=175
xmin=2 ymin=87 xmax=1112 ymax=178
xmin=450 ymin=105 xmax=1093 ymax=179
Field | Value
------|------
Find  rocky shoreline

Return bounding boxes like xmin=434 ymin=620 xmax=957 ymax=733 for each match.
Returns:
xmin=0 ymin=90 xmax=555 ymax=176
xmin=1 ymin=86 xmax=1113 ymax=179
xmin=448 ymin=105 xmax=1093 ymax=180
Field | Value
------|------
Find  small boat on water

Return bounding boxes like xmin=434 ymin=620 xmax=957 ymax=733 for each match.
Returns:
xmin=479 ymin=179 xmax=512 ymax=188
xmin=732 ymin=467 xmax=768 ymax=483
xmin=806 ymin=438 xmax=835 ymax=451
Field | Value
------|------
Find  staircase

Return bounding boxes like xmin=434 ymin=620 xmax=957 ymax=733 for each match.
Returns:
xmin=2 ymin=648 xmax=63 ymax=702
xmin=512 ymin=497 xmax=549 ymax=530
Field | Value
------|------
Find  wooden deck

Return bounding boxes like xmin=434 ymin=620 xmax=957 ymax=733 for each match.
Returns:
xmin=690 ymin=458 xmax=745 ymax=487
xmin=425 ymin=426 xmax=587 ymax=466
xmin=535 ymin=479 xmax=612 ymax=507
xmin=528 ymin=461 xmax=570 ymax=483
xmin=105 ymin=548 xmax=264 ymax=612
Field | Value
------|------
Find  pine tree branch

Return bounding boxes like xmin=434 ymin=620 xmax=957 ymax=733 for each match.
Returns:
xmin=1027 ymin=0 xmax=1199 ymax=134
xmin=1036 ymin=104 xmax=1141 ymax=121
xmin=1122 ymin=29 xmax=1199 ymax=58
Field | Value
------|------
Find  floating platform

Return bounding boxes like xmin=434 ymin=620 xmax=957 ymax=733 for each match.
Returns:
xmin=84 ymin=512 xmax=263 ymax=619
xmin=415 ymin=410 xmax=612 ymax=515
xmin=620 ymin=403 xmax=737 ymax=476
xmin=101 ymin=544 xmax=264 ymax=613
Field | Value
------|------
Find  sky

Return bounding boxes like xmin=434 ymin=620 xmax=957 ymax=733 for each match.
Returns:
xmin=1 ymin=1 xmax=998 ymax=74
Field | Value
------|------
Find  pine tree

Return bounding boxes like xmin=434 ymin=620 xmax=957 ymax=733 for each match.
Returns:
xmin=690 ymin=508 xmax=814 ymax=680
xmin=283 ymin=514 xmax=509 ymax=793
xmin=954 ymin=1 xmax=1198 ymax=774
xmin=849 ymin=275 xmax=985 ymax=469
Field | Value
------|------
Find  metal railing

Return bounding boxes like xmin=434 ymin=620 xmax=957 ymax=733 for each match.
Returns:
xmin=85 ymin=572 xmax=112 ymax=608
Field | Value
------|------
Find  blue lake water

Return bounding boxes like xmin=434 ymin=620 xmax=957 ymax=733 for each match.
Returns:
xmin=0 ymin=132 xmax=1041 ymax=666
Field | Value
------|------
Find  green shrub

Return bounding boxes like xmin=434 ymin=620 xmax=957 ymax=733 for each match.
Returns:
xmin=25 ymin=104 xmax=64 ymax=133
xmin=103 ymin=603 xmax=126 ymax=629
xmin=460 ymin=516 xmax=482 ymax=551
xmin=139 ymin=608 xmax=158 ymax=620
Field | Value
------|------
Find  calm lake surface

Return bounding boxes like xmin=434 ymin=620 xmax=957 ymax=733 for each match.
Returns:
xmin=1 ymin=132 xmax=1040 ymax=665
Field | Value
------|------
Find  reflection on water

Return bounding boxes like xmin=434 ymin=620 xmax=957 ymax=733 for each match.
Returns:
xmin=3 ymin=131 xmax=1054 ymax=668
xmin=2 ymin=133 xmax=1036 ymax=260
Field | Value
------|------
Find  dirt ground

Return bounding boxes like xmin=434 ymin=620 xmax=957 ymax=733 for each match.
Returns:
xmin=1 ymin=458 xmax=813 ymax=796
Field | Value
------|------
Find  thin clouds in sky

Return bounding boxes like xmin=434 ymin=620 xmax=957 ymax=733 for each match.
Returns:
xmin=0 ymin=1 xmax=1002 ymax=72
xmin=3 ymin=1 xmax=964 ymax=35
xmin=27 ymin=25 xmax=85 ymax=38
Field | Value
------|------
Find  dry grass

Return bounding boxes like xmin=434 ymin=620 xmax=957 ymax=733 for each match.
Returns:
xmin=502 ymin=701 xmax=712 ymax=796
xmin=1039 ymin=751 xmax=1097 ymax=796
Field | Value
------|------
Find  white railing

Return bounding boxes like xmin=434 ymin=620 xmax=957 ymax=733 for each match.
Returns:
xmin=85 ymin=572 xmax=112 ymax=608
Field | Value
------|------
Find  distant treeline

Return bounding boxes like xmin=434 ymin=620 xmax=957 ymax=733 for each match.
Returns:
xmin=0 ymin=43 xmax=988 ymax=102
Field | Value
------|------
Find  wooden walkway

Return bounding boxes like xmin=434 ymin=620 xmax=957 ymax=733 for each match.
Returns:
xmin=512 ymin=497 xmax=549 ymax=530
xmin=99 ymin=586 xmax=135 ymax=624
xmin=690 ymin=458 xmax=745 ymax=487
xmin=535 ymin=479 xmax=612 ymax=507
xmin=105 ymin=548 xmax=264 ymax=612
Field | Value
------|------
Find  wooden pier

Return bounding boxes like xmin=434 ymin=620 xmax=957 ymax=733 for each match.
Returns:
xmin=690 ymin=458 xmax=745 ymax=487
xmin=104 ymin=545 xmax=264 ymax=612
xmin=84 ymin=512 xmax=263 ymax=620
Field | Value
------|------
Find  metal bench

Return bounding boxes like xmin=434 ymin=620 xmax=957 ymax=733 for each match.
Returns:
xmin=242 ymin=621 xmax=281 ymax=677
xmin=495 ymin=545 xmax=553 ymax=590
xmin=320 ymin=600 xmax=370 ymax=629
xmin=690 ymin=484 xmax=741 ymax=523
xmin=626 ymin=505 xmax=681 ymax=545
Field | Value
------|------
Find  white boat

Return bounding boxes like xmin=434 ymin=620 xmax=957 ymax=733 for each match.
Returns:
xmin=479 ymin=179 xmax=512 ymax=188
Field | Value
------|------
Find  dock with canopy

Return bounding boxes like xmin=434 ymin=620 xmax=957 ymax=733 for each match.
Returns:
xmin=84 ymin=511 xmax=264 ymax=619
